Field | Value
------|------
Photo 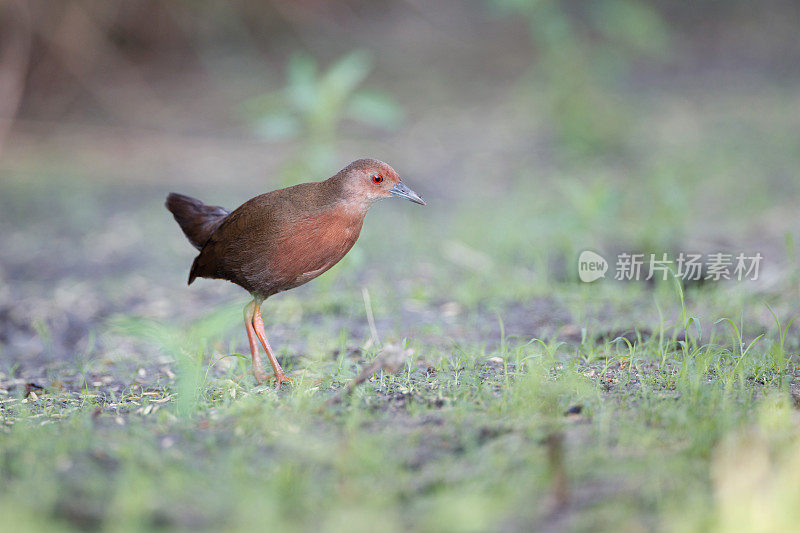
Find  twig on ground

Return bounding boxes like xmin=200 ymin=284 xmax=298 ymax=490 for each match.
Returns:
xmin=327 ymin=344 xmax=412 ymax=406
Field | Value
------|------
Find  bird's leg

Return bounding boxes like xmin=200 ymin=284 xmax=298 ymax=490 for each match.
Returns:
xmin=252 ymin=303 xmax=292 ymax=389
xmin=244 ymin=300 xmax=269 ymax=384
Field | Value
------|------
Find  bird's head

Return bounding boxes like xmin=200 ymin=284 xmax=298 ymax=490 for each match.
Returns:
xmin=335 ymin=158 xmax=426 ymax=211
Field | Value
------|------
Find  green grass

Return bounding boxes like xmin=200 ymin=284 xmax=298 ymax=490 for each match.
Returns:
xmin=1 ymin=284 xmax=799 ymax=531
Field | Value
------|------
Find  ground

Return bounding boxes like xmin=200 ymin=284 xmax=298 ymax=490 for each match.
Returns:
xmin=2 ymin=4 xmax=800 ymax=530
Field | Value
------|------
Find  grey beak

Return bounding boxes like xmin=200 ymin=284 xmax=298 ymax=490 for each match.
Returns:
xmin=390 ymin=181 xmax=426 ymax=206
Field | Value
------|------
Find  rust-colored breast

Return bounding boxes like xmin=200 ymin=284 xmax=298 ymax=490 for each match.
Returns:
xmin=267 ymin=207 xmax=364 ymax=292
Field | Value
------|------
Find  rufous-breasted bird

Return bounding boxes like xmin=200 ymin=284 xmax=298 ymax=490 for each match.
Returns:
xmin=166 ymin=159 xmax=425 ymax=388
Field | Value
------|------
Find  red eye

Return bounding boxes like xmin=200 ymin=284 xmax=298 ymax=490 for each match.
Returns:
xmin=372 ymin=174 xmax=384 ymax=184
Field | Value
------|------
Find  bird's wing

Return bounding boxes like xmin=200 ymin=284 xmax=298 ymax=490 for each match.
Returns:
xmin=189 ymin=196 xmax=277 ymax=283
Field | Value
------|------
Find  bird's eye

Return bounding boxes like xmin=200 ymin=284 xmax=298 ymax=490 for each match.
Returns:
xmin=371 ymin=174 xmax=384 ymax=184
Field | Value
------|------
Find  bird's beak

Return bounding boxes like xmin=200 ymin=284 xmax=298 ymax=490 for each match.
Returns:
xmin=390 ymin=181 xmax=426 ymax=205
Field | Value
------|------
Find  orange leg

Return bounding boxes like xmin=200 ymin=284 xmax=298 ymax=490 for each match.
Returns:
xmin=252 ymin=302 xmax=292 ymax=389
xmin=244 ymin=300 xmax=268 ymax=384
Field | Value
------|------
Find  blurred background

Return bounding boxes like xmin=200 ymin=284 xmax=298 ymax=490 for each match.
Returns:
xmin=1 ymin=0 xmax=799 ymax=380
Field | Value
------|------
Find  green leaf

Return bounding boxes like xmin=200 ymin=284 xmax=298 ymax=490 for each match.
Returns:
xmin=253 ymin=113 xmax=302 ymax=141
xmin=287 ymin=53 xmax=319 ymax=111
xmin=592 ymin=0 xmax=671 ymax=57
xmin=321 ymin=50 xmax=373 ymax=101
xmin=240 ymin=91 xmax=286 ymax=116
xmin=346 ymin=90 xmax=404 ymax=130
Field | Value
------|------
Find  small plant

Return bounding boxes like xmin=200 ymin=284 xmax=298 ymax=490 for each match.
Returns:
xmin=243 ymin=50 xmax=404 ymax=182
xmin=766 ymin=304 xmax=797 ymax=387
xmin=715 ymin=316 xmax=766 ymax=389
xmin=111 ymin=303 xmax=243 ymax=417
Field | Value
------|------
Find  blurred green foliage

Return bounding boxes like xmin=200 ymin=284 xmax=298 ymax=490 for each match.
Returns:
xmin=111 ymin=304 xmax=243 ymax=417
xmin=243 ymin=50 xmax=404 ymax=183
xmin=487 ymin=0 xmax=671 ymax=156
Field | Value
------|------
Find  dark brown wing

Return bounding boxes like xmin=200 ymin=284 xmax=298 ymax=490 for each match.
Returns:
xmin=188 ymin=203 xmax=271 ymax=288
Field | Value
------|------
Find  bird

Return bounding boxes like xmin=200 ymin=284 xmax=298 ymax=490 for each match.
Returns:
xmin=166 ymin=158 xmax=425 ymax=388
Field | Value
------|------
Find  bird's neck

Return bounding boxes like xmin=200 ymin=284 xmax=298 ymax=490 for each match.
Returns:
xmin=324 ymin=176 xmax=376 ymax=218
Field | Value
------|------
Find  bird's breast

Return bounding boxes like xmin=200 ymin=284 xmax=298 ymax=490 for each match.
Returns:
xmin=267 ymin=207 xmax=364 ymax=289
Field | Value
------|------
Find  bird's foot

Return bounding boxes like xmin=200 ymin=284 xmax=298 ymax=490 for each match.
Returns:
xmin=272 ymin=373 xmax=294 ymax=390
xmin=253 ymin=371 xmax=294 ymax=389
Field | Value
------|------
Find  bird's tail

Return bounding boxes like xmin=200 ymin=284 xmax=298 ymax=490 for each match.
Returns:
xmin=165 ymin=193 xmax=230 ymax=251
